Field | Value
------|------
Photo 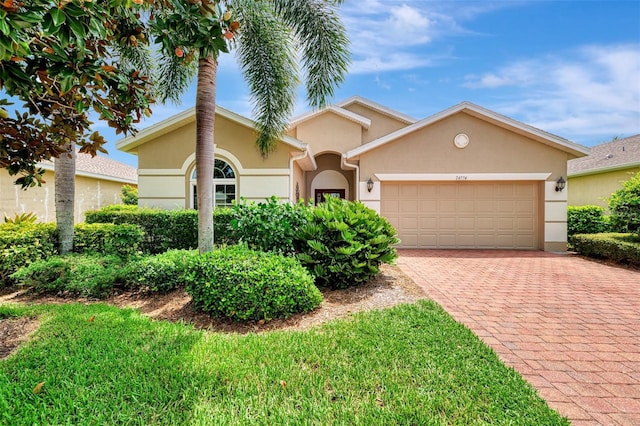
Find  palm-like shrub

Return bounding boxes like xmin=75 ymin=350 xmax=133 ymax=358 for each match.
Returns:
xmin=295 ymin=197 xmax=399 ymax=289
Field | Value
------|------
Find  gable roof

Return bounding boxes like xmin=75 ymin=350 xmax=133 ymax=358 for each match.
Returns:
xmin=336 ymin=96 xmax=417 ymax=125
xmin=40 ymin=152 xmax=137 ymax=184
xmin=289 ymin=105 xmax=372 ymax=129
xmin=116 ymin=105 xmax=308 ymax=153
xmin=568 ymin=134 xmax=640 ymax=177
xmin=345 ymin=101 xmax=590 ymax=159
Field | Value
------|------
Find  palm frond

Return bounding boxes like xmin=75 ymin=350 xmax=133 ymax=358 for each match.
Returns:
xmin=272 ymin=0 xmax=350 ymax=109
xmin=117 ymin=44 xmax=154 ymax=79
xmin=235 ymin=0 xmax=298 ymax=156
xmin=154 ymin=52 xmax=198 ymax=104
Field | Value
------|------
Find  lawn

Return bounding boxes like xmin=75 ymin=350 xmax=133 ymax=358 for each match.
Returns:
xmin=0 ymin=301 xmax=568 ymax=425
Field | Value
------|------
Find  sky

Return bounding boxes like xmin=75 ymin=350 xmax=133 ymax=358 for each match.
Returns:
xmin=99 ymin=0 xmax=640 ymax=167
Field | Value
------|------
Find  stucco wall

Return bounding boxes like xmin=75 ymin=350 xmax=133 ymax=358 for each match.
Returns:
xmin=341 ymin=103 xmax=411 ymax=144
xmin=294 ymin=113 xmax=362 ymax=155
xmin=568 ymin=168 xmax=640 ymax=209
xmin=305 ymin=153 xmax=355 ymax=202
xmin=136 ymin=114 xmax=297 ymax=208
xmin=1 ymin=170 xmax=130 ymax=223
xmin=358 ymin=113 xmax=570 ymax=179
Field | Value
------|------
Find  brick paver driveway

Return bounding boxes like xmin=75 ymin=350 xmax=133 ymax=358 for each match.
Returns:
xmin=397 ymin=250 xmax=640 ymax=426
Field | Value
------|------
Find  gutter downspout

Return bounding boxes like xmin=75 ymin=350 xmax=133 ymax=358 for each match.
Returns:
xmin=341 ymin=153 xmax=360 ymax=201
xmin=289 ymin=146 xmax=315 ymax=202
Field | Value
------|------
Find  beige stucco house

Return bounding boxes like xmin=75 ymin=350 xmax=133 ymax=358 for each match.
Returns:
xmin=117 ymin=96 xmax=589 ymax=252
xmin=568 ymin=134 xmax=640 ymax=210
xmin=1 ymin=152 xmax=137 ymax=223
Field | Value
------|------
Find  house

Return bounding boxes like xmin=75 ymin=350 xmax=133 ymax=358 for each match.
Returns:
xmin=116 ymin=96 xmax=589 ymax=252
xmin=567 ymin=134 xmax=640 ymax=209
xmin=0 ymin=152 xmax=137 ymax=223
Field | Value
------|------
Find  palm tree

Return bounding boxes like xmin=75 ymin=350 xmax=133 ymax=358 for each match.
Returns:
xmin=152 ymin=0 xmax=349 ymax=253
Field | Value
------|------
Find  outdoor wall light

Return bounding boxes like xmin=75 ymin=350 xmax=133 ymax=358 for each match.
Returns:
xmin=555 ymin=176 xmax=566 ymax=192
xmin=367 ymin=177 xmax=374 ymax=192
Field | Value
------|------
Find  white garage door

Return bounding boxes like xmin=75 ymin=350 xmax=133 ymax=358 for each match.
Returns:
xmin=381 ymin=182 xmax=539 ymax=249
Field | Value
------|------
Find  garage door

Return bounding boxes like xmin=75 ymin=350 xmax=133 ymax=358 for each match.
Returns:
xmin=381 ymin=182 xmax=539 ymax=249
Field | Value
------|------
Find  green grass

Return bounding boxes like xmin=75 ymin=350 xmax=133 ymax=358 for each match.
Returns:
xmin=0 ymin=301 xmax=568 ymax=425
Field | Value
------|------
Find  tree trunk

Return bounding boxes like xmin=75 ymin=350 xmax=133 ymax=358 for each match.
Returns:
xmin=55 ymin=142 xmax=76 ymax=255
xmin=195 ymin=55 xmax=218 ymax=253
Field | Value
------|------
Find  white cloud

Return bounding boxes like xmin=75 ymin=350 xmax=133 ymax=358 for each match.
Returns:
xmin=467 ymin=44 xmax=640 ymax=141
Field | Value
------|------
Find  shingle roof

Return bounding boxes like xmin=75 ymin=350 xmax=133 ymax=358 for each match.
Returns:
xmin=40 ymin=151 xmax=137 ymax=184
xmin=568 ymin=134 xmax=640 ymax=176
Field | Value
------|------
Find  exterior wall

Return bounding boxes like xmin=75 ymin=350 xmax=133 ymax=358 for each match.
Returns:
xmin=293 ymin=113 xmax=362 ymax=154
xmin=1 ymin=169 xmax=130 ymax=223
xmin=358 ymin=113 xmax=570 ymax=178
xmin=568 ymin=167 xmax=640 ymax=209
xmin=341 ymin=103 xmax=411 ymax=144
xmin=305 ymin=153 xmax=355 ymax=202
xmin=357 ymin=112 xmax=572 ymax=252
xmin=137 ymin=114 xmax=297 ymax=208
xmin=292 ymin=161 xmax=306 ymax=203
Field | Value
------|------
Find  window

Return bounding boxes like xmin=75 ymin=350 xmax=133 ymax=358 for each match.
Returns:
xmin=191 ymin=159 xmax=236 ymax=209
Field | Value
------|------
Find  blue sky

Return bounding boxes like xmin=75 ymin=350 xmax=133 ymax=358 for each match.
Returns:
xmin=102 ymin=0 xmax=640 ymax=167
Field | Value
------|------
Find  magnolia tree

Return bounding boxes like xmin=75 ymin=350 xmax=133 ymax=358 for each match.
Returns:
xmin=149 ymin=0 xmax=350 ymax=253
xmin=0 ymin=0 xmax=154 ymax=252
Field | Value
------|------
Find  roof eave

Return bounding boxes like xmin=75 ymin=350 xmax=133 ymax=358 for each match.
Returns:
xmin=568 ymin=162 xmax=640 ymax=178
xmin=345 ymin=101 xmax=590 ymax=159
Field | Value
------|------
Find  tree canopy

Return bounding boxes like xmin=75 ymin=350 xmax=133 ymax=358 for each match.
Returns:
xmin=0 ymin=0 xmax=154 ymax=187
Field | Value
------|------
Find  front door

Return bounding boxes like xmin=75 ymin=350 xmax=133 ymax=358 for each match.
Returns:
xmin=315 ymin=189 xmax=345 ymax=204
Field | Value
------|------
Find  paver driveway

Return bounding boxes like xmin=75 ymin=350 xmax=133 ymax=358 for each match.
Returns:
xmin=397 ymin=250 xmax=640 ymax=426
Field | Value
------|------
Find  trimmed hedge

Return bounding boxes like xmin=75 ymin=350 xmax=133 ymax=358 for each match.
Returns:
xmin=567 ymin=205 xmax=609 ymax=236
xmin=186 ymin=245 xmax=322 ymax=321
xmin=74 ymin=223 xmax=143 ymax=257
xmin=570 ymin=233 xmax=640 ymax=267
xmin=10 ymin=253 xmax=127 ymax=297
xmin=229 ymin=197 xmax=308 ymax=255
xmin=125 ymin=249 xmax=199 ymax=293
xmin=85 ymin=207 xmax=235 ymax=253
xmin=0 ymin=223 xmax=57 ymax=286
xmin=295 ymin=196 xmax=400 ymax=289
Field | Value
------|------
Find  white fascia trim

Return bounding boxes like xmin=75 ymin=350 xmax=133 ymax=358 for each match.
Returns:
xmin=345 ymin=101 xmax=590 ymax=159
xmin=139 ymin=168 xmax=289 ymax=176
xmin=116 ymin=107 xmax=196 ymax=153
xmin=289 ymin=105 xmax=371 ymax=129
xmin=568 ymin=162 xmax=640 ymax=178
xmin=374 ymin=173 xmax=552 ymax=182
xmin=116 ymin=104 xmax=306 ymax=152
xmin=336 ymin=96 xmax=417 ymax=124
xmin=38 ymin=163 xmax=137 ymax=184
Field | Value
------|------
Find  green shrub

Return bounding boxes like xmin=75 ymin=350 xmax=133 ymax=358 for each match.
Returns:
xmin=74 ymin=223 xmax=143 ymax=257
xmin=295 ymin=196 xmax=400 ymax=289
xmin=10 ymin=253 xmax=126 ymax=297
xmin=570 ymin=233 xmax=640 ymax=267
xmin=0 ymin=223 xmax=57 ymax=286
xmin=608 ymin=172 xmax=640 ymax=235
xmin=85 ymin=207 xmax=235 ymax=253
xmin=125 ymin=249 xmax=198 ymax=293
xmin=121 ymin=185 xmax=138 ymax=205
xmin=229 ymin=197 xmax=309 ymax=255
xmin=567 ymin=205 xmax=609 ymax=236
xmin=186 ymin=245 xmax=322 ymax=321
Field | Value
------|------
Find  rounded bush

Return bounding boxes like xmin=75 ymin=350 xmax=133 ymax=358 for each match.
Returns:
xmin=125 ymin=249 xmax=198 ymax=293
xmin=608 ymin=172 xmax=640 ymax=235
xmin=567 ymin=205 xmax=609 ymax=236
xmin=295 ymin=196 xmax=400 ymax=289
xmin=185 ymin=245 xmax=322 ymax=321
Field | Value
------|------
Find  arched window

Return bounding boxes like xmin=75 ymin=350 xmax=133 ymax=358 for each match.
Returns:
xmin=190 ymin=159 xmax=237 ymax=209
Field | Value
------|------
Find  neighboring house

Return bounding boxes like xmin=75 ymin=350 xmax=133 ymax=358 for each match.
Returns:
xmin=117 ymin=96 xmax=589 ymax=252
xmin=0 ymin=152 xmax=137 ymax=223
xmin=567 ymin=134 xmax=640 ymax=209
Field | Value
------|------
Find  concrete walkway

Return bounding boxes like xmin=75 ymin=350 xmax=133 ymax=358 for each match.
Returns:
xmin=397 ymin=250 xmax=640 ymax=426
